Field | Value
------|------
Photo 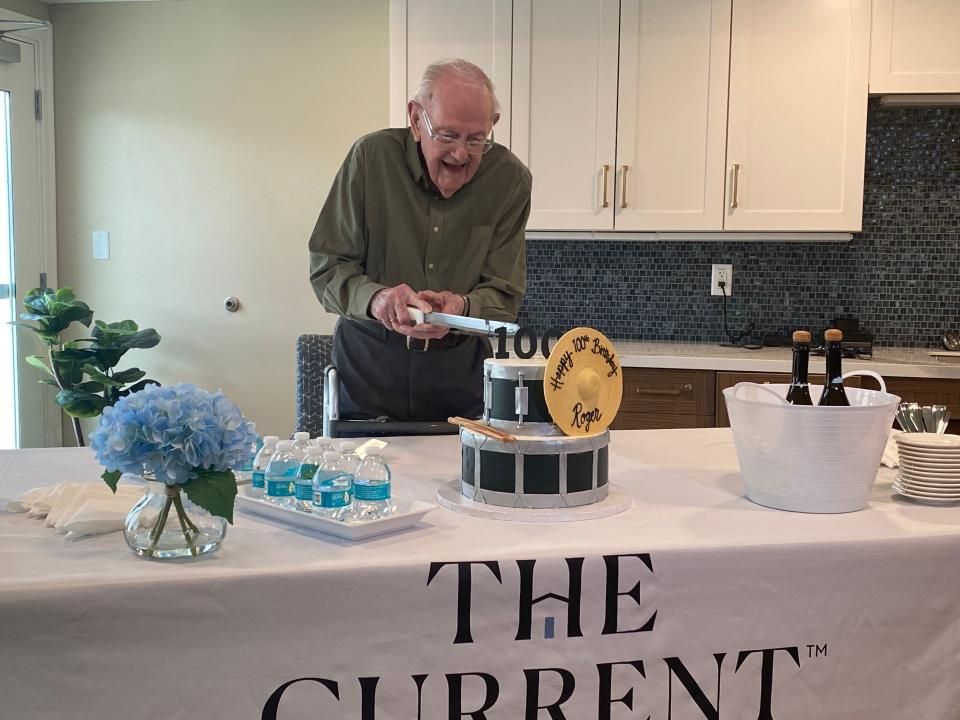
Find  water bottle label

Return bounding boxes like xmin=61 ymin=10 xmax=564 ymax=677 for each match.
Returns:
xmin=266 ymin=479 xmax=295 ymax=497
xmin=354 ymin=484 xmax=390 ymax=501
xmin=295 ymin=483 xmax=313 ymax=500
xmin=315 ymin=490 xmax=350 ymax=508
xmin=252 ymin=471 xmax=265 ymax=489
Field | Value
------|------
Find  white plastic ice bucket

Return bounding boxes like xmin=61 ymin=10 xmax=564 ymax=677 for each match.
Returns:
xmin=723 ymin=371 xmax=900 ymax=513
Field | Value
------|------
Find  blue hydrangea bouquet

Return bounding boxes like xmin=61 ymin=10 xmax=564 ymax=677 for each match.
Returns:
xmin=91 ymin=383 xmax=257 ymax=558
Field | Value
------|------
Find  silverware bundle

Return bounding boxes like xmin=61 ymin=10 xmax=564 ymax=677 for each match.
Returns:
xmin=896 ymin=403 xmax=951 ymax=433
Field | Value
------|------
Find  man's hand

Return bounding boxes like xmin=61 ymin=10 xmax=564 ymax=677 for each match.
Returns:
xmin=369 ymin=284 xmax=449 ymax=339
xmin=418 ymin=290 xmax=466 ymax=316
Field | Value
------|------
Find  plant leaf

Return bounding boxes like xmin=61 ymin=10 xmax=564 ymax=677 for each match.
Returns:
xmin=111 ymin=367 xmax=146 ymax=384
xmin=183 ymin=470 xmax=237 ymax=524
xmin=102 ymin=469 xmax=121 ymax=493
xmin=55 ymin=389 xmax=108 ymax=418
xmin=119 ymin=378 xmax=159 ymax=396
xmin=114 ymin=328 xmax=161 ymax=350
xmin=25 ymin=355 xmax=54 ymax=377
xmin=81 ymin=364 xmax=123 ymax=389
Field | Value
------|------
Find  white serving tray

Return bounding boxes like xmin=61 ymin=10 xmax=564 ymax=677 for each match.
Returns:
xmin=235 ymin=489 xmax=434 ymax=540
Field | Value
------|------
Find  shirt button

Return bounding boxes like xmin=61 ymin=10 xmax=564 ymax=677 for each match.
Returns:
xmin=433 ymin=226 xmax=439 ymax=233
xmin=428 ymin=263 xmax=435 ymax=269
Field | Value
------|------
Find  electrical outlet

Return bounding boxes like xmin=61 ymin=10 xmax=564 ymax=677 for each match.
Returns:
xmin=710 ymin=264 xmax=733 ymax=296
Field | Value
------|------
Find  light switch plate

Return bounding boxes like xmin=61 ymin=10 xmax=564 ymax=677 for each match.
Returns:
xmin=92 ymin=230 xmax=110 ymax=260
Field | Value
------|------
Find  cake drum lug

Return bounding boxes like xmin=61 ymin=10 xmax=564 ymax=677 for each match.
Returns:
xmin=515 ymin=371 xmax=528 ymax=428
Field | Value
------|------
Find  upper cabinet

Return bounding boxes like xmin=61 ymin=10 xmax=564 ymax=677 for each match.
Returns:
xmin=391 ymin=0 xmax=872 ymax=234
xmin=510 ymin=0 xmax=620 ymax=231
xmin=512 ymin=0 xmax=731 ymax=232
xmin=389 ymin=0 xmax=513 ymax=147
xmin=870 ymin=0 xmax=960 ymax=94
xmin=725 ymin=0 xmax=871 ymax=232
xmin=616 ymin=0 xmax=731 ymax=231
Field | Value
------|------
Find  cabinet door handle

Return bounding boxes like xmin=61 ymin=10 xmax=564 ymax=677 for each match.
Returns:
xmin=601 ymin=164 xmax=610 ymax=208
xmin=730 ymin=163 xmax=740 ymax=209
xmin=620 ymin=165 xmax=629 ymax=208
xmin=635 ymin=383 xmax=693 ymax=395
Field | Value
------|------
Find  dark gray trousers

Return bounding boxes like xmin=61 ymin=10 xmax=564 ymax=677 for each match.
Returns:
xmin=332 ymin=318 xmax=491 ymax=421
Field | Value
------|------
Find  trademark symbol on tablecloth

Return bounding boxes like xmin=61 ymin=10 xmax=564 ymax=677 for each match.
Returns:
xmin=807 ymin=643 xmax=828 ymax=659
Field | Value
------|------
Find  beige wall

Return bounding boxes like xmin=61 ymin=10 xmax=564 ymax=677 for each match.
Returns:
xmin=0 ymin=0 xmax=48 ymax=21
xmin=52 ymin=0 xmax=388 ymax=440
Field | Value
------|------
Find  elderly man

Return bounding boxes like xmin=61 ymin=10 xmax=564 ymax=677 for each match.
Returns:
xmin=309 ymin=59 xmax=532 ymax=422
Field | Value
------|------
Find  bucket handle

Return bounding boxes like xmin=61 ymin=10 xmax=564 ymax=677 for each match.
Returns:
xmin=730 ymin=382 xmax=788 ymax=405
xmin=842 ymin=369 xmax=886 ymax=394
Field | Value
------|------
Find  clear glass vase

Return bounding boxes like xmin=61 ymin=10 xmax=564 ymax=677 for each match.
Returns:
xmin=124 ymin=480 xmax=227 ymax=559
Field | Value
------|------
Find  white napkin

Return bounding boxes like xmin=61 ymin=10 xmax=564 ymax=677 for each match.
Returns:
xmin=8 ymin=481 xmax=143 ymax=537
xmin=356 ymin=439 xmax=388 ymax=458
xmin=5 ymin=486 xmax=50 ymax=513
xmin=881 ymin=429 xmax=902 ymax=469
xmin=62 ymin=497 xmax=140 ymax=538
xmin=54 ymin=485 xmax=141 ymax=532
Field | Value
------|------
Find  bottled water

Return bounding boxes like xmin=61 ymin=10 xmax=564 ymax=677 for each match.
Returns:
xmin=310 ymin=436 xmax=335 ymax=455
xmin=352 ymin=447 xmax=392 ymax=520
xmin=235 ymin=436 xmax=261 ymax=485
xmin=291 ymin=431 xmax=312 ymax=456
xmin=312 ymin=451 xmax=351 ymax=520
xmin=339 ymin=441 xmax=362 ymax=477
xmin=250 ymin=436 xmax=279 ymax=500
xmin=265 ymin=440 xmax=301 ymax=506
xmin=293 ymin=445 xmax=325 ymax=513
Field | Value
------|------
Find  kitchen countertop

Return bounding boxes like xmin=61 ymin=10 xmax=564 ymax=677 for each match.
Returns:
xmin=610 ymin=341 xmax=960 ymax=379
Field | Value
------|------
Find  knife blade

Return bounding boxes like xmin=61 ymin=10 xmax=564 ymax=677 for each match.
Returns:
xmin=407 ymin=307 xmax=520 ymax=337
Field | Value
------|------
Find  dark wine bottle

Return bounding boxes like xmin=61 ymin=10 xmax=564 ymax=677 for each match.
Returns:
xmin=819 ymin=328 xmax=850 ymax=406
xmin=786 ymin=330 xmax=813 ymax=405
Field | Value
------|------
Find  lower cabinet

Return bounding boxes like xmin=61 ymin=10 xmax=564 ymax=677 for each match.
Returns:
xmin=611 ymin=368 xmax=715 ymax=430
xmin=613 ymin=367 xmax=960 ymax=433
xmin=860 ymin=375 xmax=960 ymax=435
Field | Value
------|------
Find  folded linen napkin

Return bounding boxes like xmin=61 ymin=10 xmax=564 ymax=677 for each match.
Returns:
xmin=62 ymin=497 xmax=142 ymax=538
xmin=356 ymin=439 xmax=388 ymax=458
xmin=881 ymin=429 xmax=901 ymax=469
xmin=7 ymin=481 xmax=143 ymax=537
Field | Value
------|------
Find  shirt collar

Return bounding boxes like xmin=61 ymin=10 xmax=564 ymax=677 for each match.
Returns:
xmin=405 ymin=129 xmax=432 ymax=191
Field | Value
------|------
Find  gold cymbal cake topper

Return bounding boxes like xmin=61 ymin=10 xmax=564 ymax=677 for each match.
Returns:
xmin=544 ymin=327 xmax=622 ymax=436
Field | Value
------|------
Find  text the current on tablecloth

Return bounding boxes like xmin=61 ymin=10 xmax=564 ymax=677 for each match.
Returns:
xmin=262 ymin=554 xmax=824 ymax=719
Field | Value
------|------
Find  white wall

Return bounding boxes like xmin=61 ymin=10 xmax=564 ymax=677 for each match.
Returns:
xmin=52 ymin=0 xmax=389 ymax=441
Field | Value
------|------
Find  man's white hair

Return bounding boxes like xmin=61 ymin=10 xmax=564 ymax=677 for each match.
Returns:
xmin=412 ymin=58 xmax=501 ymax=118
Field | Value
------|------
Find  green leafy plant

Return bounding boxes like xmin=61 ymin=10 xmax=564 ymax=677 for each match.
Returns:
xmin=13 ymin=287 xmax=161 ymax=446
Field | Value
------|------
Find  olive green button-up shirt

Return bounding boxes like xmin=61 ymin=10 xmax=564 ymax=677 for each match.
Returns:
xmin=308 ymin=128 xmax=532 ymax=322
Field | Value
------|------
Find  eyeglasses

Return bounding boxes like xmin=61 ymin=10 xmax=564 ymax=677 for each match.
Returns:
xmin=418 ymin=106 xmax=495 ymax=155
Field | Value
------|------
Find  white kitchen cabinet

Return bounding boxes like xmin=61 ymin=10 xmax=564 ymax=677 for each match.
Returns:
xmin=615 ymin=0 xmax=731 ymax=231
xmin=512 ymin=0 xmax=730 ymax=232
xmin=511 ymin=0 xmax=620 ymax=230
xmin=389 ymin=0 xmax=512 ymax=147
xmin=870 ymin=0 xmax=960 ymax=94
xmin=724 ymin=0 xmax=871 ymax=232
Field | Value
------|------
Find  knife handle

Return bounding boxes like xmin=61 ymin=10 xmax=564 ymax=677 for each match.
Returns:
xmin=407 ymin=307 xmax=427 ymax=325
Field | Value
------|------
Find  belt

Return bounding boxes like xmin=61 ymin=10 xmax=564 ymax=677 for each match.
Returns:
xmin=389 ymin=331 xmax=471 ymax=352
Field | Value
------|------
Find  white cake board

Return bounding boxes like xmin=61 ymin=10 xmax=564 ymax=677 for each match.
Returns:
xmin=436 ymin=480 xmax=632 ymax=522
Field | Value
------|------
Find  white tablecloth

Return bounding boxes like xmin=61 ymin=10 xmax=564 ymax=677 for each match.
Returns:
xmin=1 ymin=429 xmax=958 ymax=719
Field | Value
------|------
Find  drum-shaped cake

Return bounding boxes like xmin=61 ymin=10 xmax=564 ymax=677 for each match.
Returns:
xmin=458 ymin=337 xmax=620 ymax=509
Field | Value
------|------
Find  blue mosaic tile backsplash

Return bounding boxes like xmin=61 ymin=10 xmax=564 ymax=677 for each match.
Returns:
xmin=519 ymin=99 xmax=960 ymax=347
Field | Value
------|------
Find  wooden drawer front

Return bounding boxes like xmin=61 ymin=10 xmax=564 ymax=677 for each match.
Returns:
xmin=715 ymin=371 xmax=863 ymax=427
xmin=621 ymin=368 xmax=715 ymax=416
xmin=611 ymin=412 xmax=714 ymax=431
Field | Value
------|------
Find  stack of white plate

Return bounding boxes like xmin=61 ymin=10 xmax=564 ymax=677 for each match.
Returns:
xmin=893 ymin=433 xmax=960 ymax=504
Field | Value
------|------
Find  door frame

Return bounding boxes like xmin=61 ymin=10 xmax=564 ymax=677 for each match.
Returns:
xmin=1 ymin=9 xmax=59 ymax=447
